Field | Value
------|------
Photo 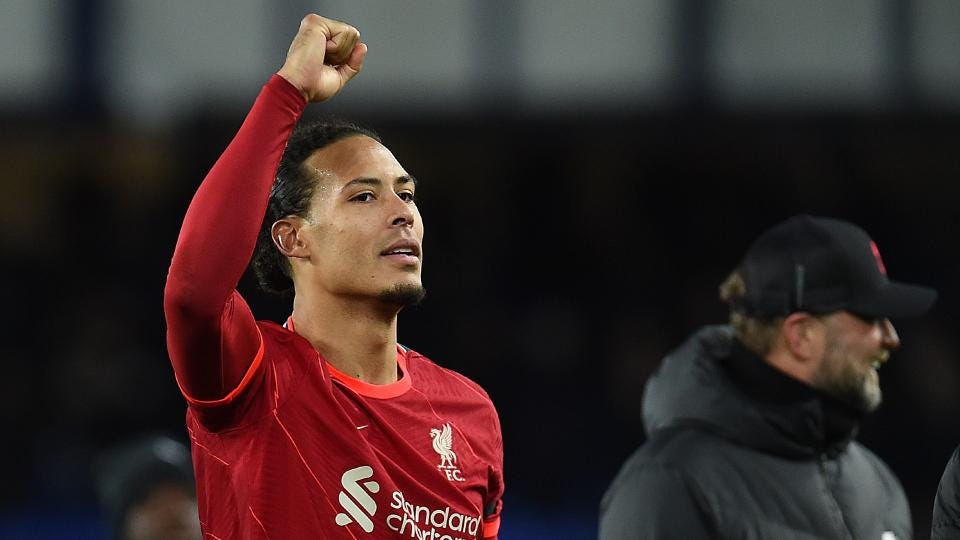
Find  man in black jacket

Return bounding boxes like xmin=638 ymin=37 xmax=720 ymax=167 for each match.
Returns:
xmin=600 ymin=215 xmax=936 ymax=540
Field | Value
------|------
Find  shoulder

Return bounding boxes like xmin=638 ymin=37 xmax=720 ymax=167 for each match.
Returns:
xmin=256 ymin=320 xmax=319 ymax=365
xmin=601 ymin=431 xmax=716 ymax=539
xmin=613 ymin=422 xmax=785 ymax=503
xmin=933 ymin=445 xmax=960 ymax=538
xmin=606 ymin=424 xmax=731 ymax=504
xmin=640 ymin=422 xmax=740 ymax=470
xmin=404 ymin=347 xmax=496 ymax=408
xmin=602 ymin=454 xmax=698 ymax=510
xmin=403 ymin=347 xmax=502 ymax=451
xmin=257 ymin=319 xmax=297 ymax=343
xmin=938 ymin=445 xmax=960 ymax=495
xmin=607 ymin=432 xmax=701 ymax=496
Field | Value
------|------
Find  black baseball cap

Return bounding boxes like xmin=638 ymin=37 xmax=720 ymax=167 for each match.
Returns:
xmin=732 ymin=215 xmax=937 ymax=319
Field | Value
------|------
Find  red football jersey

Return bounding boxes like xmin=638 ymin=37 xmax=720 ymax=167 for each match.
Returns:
xmin=185 ymin=320 xmax=503 ymax=539
xmin=163 ymin=76 xmax=504 ymax=539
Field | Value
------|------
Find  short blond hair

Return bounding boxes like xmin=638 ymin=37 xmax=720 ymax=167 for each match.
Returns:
xmin=719 ymin=270 xmax=783 ymax=357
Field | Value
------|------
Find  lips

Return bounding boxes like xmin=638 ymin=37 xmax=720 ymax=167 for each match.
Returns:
xmin=380 ymin=239 xmax=421 ymax=265
xmin=380 ymin=240 xmax=421 ymax=258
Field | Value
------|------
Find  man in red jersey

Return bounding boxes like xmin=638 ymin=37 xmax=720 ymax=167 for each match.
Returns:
xmin=164 ymin=14 xmax=504 ymax=539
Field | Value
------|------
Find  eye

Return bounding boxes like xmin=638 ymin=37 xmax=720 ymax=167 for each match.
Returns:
xmin=350 ymin=192 xmax=375 ymax=203
xmin=398 ymin=191 xmax=416 ymax=203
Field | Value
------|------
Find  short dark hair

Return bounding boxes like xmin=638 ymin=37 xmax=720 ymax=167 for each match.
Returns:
xmin=251 ymin=119 xmax=380 ymax=294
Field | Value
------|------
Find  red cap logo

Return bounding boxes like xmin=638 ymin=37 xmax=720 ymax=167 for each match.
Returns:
xmin=870 ymin=240 xmax=887 ymax=275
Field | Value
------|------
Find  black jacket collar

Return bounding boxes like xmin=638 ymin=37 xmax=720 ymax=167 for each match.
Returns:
xmin=722 ymin=337 xmax=863 ymax=457
xmin=642 ymin=326 xmax=863 ymax=459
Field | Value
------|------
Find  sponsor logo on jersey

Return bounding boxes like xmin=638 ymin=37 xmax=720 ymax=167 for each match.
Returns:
xmin=334 ymin=465 xmax=481 ymax=539
xmin=335 ymin=465 xmax=380 ymax=533
xmin=430 ymin=423 xmax=465 ymax=482
xmin=388 ymin=490 xmax=481 ymax=540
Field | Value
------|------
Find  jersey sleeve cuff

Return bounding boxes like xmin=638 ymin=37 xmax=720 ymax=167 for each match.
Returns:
xmin=481 ymin=515 xmax=501 ymax=539
xmin=176 ymin=326 xmax=266 ymax=408
xmin=265 ymin=74 xmax=308 ymax=114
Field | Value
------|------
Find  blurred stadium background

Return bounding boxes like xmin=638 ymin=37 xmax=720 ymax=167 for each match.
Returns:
xmin=2 ymin=1 xmax=960 ymax=538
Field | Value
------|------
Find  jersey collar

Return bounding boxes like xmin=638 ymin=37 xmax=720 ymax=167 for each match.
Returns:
xmin=285 ymin=316 xmax=412 ymax=399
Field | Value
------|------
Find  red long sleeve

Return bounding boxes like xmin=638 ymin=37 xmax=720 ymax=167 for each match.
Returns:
xmin=164 ymin=75 xmax=306 ymax=403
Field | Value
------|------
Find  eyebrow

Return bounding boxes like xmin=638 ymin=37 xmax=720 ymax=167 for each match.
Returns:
xmin=344 ymin=175 xmax=417 ymax=189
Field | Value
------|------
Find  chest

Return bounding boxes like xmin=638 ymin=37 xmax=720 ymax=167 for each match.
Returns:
xmin=332 ymin=385 xmax=489 ymax=487
xmin=689 ymin=448 xmax=908 ymax=540
xmin=268 ymin=374 xmax=492 ymax=532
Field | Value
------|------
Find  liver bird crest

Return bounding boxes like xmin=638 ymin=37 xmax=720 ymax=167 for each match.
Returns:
xmin=430 ymin=423 xmax=457 ymax=468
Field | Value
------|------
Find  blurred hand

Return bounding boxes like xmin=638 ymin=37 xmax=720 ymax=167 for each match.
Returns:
xmin=277 ymin=14 xmax=367 ymax=102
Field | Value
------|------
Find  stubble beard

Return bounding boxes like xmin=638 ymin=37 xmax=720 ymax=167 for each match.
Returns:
xmin=377 ymin=283 xmax=426 ymax=307
xmin=812 ymin=338 xmax=883 ymax=413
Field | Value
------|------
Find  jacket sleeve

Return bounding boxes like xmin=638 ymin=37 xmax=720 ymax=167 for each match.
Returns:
xmin=163 ymin=75 xmax=306 ymax=405
xmin=599 ymin=461 xmax=714 ymax=540
xmin=933 ymin=445 xmax=960 ymax=540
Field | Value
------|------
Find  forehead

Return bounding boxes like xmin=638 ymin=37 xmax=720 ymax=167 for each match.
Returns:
xmin=304 ymin=135 xmax=408 ymax=187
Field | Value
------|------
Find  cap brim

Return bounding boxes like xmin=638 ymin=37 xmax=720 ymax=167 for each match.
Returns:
xmin=850 ymin=281 xmax=938 ymax=319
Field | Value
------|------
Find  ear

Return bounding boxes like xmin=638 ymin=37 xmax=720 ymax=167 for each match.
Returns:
xmin=270 ymin=217 xmax=310 ymax=260
xmin=780 ymin=312 xmax=824 ymax=364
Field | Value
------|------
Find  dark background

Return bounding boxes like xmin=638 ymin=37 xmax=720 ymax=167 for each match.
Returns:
xmin=2 ymin=1 xmax=960 ymax=538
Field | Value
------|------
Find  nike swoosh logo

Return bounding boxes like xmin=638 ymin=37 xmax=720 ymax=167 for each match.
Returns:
xmin=356 ymin=425 xmax=369 ymax=430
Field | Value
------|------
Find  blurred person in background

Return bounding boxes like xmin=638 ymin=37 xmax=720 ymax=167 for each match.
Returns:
xmin=933 ymin=447 xmax=960 ymax=538
xmin=95 ymin=434 xmax=200 ymax=540
xmin=163 ymin=13 xmax=503 ymax=539
xmin=599 ymin=215 xmax=936 ymax=539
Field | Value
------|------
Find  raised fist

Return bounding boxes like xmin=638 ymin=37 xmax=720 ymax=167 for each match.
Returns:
xmin=277 ymin=14 xmax=367 ymax=102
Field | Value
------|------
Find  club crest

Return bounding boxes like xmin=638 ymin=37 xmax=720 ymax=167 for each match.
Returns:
xmin=430 ymin=423 xmax=465 ymax=482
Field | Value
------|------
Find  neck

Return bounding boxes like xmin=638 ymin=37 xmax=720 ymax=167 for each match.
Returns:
xmin=291 ymin=291 xmax=402 ymax=385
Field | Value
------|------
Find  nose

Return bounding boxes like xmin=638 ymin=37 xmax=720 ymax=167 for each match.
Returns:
xmin=880 ymin=318 xmax=901 ymax=350
xmin=388 ymin=193 xmax=415 ymax=228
